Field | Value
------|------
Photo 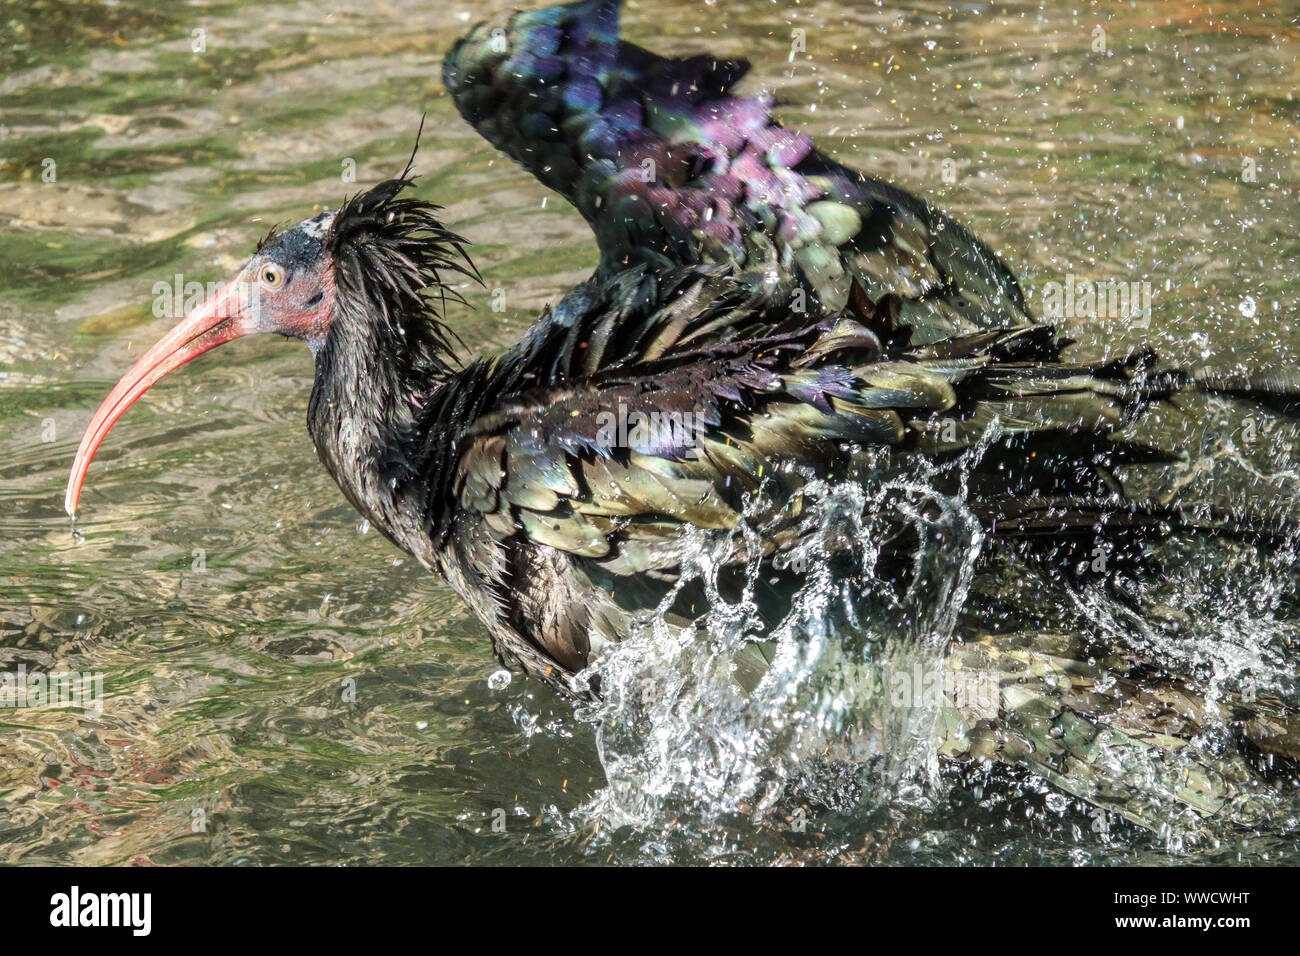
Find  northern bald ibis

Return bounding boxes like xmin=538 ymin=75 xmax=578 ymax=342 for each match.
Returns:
xmin=66 ymin=0 xmax=1300 ymax=830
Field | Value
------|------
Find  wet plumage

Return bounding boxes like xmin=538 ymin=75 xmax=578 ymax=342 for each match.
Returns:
xmin=67 ymin=0 xmax=1300 ymax=834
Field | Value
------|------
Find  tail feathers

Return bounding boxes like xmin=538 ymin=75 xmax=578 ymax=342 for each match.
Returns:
xmin=1192 ymin=367 xmax=1300 ymax=416
xmin=979 ymin=495 xmax=1300 ymax=547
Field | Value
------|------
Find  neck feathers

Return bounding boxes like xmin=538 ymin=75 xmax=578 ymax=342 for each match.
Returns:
xmin=307 ymin=173 xmax=479 ymax=545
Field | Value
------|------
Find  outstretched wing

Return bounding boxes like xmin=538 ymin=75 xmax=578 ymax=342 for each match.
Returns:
xmin=442 ymin=0 xmax=1033 ymax=343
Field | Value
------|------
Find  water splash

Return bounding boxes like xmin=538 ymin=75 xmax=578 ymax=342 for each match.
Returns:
xmin=1069 ymin=535 xmax=1300 ymax=755
xmin=574 ymin=446 xmax=989 ymax=837
xmin=566 ymin=427 xmax=1300 ymax=856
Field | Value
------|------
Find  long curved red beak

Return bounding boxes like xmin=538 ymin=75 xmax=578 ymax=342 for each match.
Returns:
xmin=65 ymin=278 xmax=254 ymax=517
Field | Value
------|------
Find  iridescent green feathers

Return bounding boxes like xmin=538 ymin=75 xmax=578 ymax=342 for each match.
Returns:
xmin=442 ymin=0 xmax=1031 ymax=342
xmin=426 ymin=4 xmax=1300 ymax=824
xmin=432 ymin=0 xmax=1218 ymax=681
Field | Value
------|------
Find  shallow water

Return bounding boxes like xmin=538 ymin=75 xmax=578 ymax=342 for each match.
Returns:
xmin=2 ymin=0 xmax=1299 ymax=864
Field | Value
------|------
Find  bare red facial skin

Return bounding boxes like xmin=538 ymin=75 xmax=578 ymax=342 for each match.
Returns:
xmin=275 ymin=263 xmax=335 ymax=345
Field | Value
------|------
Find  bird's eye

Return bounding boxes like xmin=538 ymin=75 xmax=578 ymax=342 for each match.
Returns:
xmin=259 ymin=264 xmax=285 ymax=289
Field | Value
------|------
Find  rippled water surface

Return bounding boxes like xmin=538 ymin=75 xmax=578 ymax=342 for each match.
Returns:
xmin=2 ymin=0 xmax=1299 ymax=864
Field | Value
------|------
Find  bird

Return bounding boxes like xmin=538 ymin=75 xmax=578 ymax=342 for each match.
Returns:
xmin=64 ymin=0 xmax=1300 ymax=835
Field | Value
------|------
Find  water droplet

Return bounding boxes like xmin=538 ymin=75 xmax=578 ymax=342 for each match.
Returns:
xmin=488 ymin=669 xmax=512 ymax=690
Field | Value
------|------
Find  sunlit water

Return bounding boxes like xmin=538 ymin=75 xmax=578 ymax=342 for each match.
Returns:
xmin=2 ymin=0 xmax=1298 ymax=864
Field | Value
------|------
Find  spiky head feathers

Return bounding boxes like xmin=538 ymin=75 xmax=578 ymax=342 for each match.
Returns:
xmin=324 ymin=173 xmax=479 ymax=370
